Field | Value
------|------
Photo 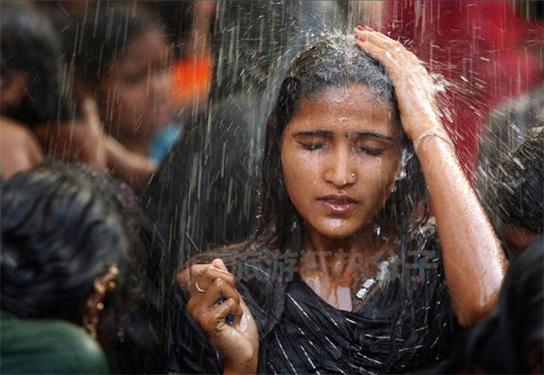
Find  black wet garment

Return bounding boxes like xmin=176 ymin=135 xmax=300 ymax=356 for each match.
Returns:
xmin=169 ymin=230 xmax=455 ymax=374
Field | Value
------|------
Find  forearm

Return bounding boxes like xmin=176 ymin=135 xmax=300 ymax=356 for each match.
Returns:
xmin=416 ymin=133 xmax=508 ymax=326
xmin=104 ymin=136 xmax=156 ymax=189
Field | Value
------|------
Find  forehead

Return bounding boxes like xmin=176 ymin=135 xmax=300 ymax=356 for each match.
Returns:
xmin=117 ymin=26 xmax=169 ymax=66
xmin=287 ymin=84 xmax=396 ymax=135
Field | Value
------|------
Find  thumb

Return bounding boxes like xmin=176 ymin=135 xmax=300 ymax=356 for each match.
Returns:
xmin=211 ymin=258 xmax=229 ymax=273
xmin=81 ymin=98 xmax=101 ymax=128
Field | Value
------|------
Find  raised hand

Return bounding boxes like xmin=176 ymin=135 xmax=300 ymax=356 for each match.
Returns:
xmin=354 ymin=26 xmax=446 ymax=142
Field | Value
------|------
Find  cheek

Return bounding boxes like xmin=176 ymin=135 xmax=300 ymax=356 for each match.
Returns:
xmin=281 ymin=144 xmax=321 ymax=206
xmin=372 ymin=154 xmax=402 ymax=199
xmin=117 ymin=84 xmax=147 ymax=109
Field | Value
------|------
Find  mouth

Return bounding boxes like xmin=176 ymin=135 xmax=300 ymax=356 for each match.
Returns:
xmin=317 ymin=194 xmax=360 ymax=214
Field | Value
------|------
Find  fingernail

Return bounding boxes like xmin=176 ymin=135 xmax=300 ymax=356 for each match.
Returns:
xmin=364 ymin=25 xmax=375 ymax=31
xmin=355 ymin=25 xmax=364 ymax=30
xmin=358 ymin=35 xmax=366 ymax=42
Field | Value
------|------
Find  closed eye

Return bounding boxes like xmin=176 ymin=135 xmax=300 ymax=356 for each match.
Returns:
xmin=300 ymin=142 xmax=324 ymax=151
xmin=357 ymin=146 xmax=384 ymax=156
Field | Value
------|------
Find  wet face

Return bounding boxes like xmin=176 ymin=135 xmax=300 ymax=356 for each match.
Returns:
xmin=99 ymin=26 xmax=173 ymax=141
xmin=281 ymin=84 xmax=401 ymax=240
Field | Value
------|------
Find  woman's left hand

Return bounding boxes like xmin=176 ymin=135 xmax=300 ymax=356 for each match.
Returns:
xmin=354 ymin=27 xmax=443 ymax=141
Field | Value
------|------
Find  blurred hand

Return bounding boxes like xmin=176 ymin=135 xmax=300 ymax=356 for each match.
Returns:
xmin=0 ymin=116 xmax=43 ymax=179
xmin=34 ymin=98 xmax=108 ymax=170
xmin=104 ymin=136 xmax=156 ymax=190
xmin=354 ymin=27 xmax=444 ymax=141
xmin=34 ymin=97 xmax=156 ymax=189
xmin=178 ymin=259 xmax=259 ymax=375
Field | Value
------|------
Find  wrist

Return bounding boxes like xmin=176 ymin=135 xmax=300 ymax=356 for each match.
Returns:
xmin=412 ymin=127 xmax=453 ymax=153
xmin=224 ymin=360 xmax=257 ymax=375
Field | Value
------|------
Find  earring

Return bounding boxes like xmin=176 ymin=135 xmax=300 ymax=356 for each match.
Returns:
xmin=373 ymin=223 xmax=383 ymax=237
xmin=83 ymin=314 xmax=98 ymax=340
xmin=84 ymin=263 xmax=119 ymax=341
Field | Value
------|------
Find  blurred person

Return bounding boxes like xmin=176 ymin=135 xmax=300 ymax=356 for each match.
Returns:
xmin=478 ymin=84 xmax=544 ymax=183
xmin=430 ymin=237 xmax=543 ymax=373
xmin=0 ymin=116 xmax=43 ymax=179
xmin=70 ymin=4 xmax=177 ymax=163
xmin=0 ymin=2 xmax=105 ymax=170
xmin=170 ymin=31 xmax=507 ymax=374
xmin=476 ymin=2 xmax=543 ymax=213
xmin=143 ymin=0 xmax=214 ymax=113
xmin=0 ymin=2 xmax=156 ymax=188
xmin=492 ymin=127 xmax=543 ymax=255
xmin=0 ymin=163 xmax=147 ymax=373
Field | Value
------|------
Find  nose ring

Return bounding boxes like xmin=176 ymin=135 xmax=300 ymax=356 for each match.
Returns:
xmin=350 ymin=173 xmax=356 ymax=182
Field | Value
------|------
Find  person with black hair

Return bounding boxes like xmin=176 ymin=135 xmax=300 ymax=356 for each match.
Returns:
xmin=430 ymin=237 xmax=544 ymax=373
xmin=169 ymin=29 xmax=507 ymax=374
xmin=0 ymin=2 xmax=60 ymax=178
xmin=0 ymin=163 xmax=147 ymax=373
xmin=493 ymin=127 xmax=544 ymax=254
xmin=142 ymin=3 xmax=344 ymax=365
xmin=0 ymin=2 xmax=156 ymax=188
xmin=0 ymin=1 xmax=109 ymax=173
xmin=67 ymin=3 xmax=177 ymax=162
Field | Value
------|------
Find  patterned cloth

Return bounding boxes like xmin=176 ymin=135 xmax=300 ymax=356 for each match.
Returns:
xmin=169 ymin=229 xmax=456 ymax=374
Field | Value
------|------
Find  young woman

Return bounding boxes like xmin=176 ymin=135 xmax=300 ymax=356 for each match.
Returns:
xmin=71 ymin=4 xmax=177 ymax=162
xmin=0 ymin=3 xmax=155 ymax=188
xmin=171 ymin=29 xmax=507 ymax=374
xmin=0 ymin=163 xmax=147 ymax=373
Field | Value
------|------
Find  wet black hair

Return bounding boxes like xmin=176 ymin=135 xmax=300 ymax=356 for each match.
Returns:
xmin=0 ymin=163 xmax=144 ymax=334
xmin=0 ymin=2 xmax=70 ymax=126
xmin=258 ymin=36 xmax=428 ymax=249
xmin=71 ymin=3 xmax=164 ymax=89
xmin=210 ymin=1 xmax=345 ymax=99
xmin=495 ymin=127 xmax=544 ymax=234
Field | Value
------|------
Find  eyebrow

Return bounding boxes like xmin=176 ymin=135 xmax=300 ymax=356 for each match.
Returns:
xmin=293 ymin=129 xmax=394 ymax=141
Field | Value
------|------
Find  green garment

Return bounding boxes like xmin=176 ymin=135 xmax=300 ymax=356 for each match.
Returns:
xmin=0 ymin=310 xmax=109 ymax=374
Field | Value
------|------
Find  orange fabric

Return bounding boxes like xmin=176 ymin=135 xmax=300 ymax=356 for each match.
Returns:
xmin=171 ymin=54 xmax=213 ymax=106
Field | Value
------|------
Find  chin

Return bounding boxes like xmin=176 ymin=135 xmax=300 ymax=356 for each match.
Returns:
xmin=313 ymin=219 xmax=362 ymax=240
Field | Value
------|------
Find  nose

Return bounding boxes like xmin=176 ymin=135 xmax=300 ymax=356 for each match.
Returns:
xmin=323 ymin=146 xmax=356 ymax=188
xmin=150 ymin=69 xmax=171 ymax=99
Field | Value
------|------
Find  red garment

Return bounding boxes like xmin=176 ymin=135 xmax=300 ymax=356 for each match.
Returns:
xmin=383 ymin=0 xmax=543 ymax=174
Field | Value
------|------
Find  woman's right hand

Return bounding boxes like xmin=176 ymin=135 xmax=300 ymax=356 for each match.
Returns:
xmin=177 ymin=259 xmax=259 ymax=374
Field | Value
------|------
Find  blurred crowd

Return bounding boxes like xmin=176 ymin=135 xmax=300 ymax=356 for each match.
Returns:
xmin=0 ymin=1 xmax=543 ymax=374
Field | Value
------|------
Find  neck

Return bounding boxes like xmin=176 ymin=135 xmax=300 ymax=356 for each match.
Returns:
xmin=299 ymin=224 xmax=391 ymax=284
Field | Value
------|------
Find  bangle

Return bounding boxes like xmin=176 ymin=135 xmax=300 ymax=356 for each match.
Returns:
xmin=412 ymin=127 xmax=454 ymax=152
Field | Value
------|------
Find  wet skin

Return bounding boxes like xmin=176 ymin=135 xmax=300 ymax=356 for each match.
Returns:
xmin=281 ymin=84 xmax=401 ymax=241
xmin=281 ymin=84 xmax=402 ymax=309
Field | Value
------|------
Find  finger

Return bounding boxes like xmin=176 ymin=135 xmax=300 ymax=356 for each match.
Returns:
xmin=355 ymin=29 xmax=420 ymax=65
xmin=191 ymin=277 xmax=241 ymax=310
xmin=354 ymin=27 xmax=401 ymax=50
xmin=211 ymin=258 xmax=229 ymax=273
xmin=355 ymin=40 xmax=399 ymax=72
xmin=192 ymin=264 xmax=236 ymax=293
xmin=80 ymin=98 xmax=103 ymax=132
xmin=204 ymin=261 xmax=235 ymax=285
xmin=212 ymin=297 xmax=244 ymax=327
xmin=187 ymin=279 xmax=242 ymax=328
xmin=201 ymin=297 xmax=243 ymax=333
xmin=177 ymin=264 xmax=208 ymax=291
